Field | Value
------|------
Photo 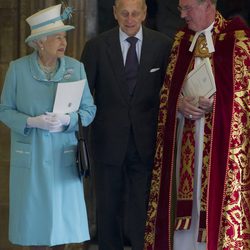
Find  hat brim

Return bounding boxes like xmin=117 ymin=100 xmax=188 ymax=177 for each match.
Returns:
xmin=25 ymin=25 xmax=75 ymax=43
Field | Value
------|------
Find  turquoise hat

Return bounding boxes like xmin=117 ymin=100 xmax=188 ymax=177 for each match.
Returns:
xmin=25 ymin=4 xmax=74 ymax=43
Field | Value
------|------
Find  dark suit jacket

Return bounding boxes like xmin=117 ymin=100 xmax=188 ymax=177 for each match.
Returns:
xmin=81 ymin=26 xmax=172 ymax=166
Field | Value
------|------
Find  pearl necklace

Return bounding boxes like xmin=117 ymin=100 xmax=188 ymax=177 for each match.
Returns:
xmin=38 ymin=58 xmax=59 ymax=80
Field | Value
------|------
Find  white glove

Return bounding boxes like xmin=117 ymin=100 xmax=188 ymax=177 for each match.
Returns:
xmin=27 ymin=114 xmax=62 ymax=131
xmin=45 ymin=112 xmax=70 ymax=126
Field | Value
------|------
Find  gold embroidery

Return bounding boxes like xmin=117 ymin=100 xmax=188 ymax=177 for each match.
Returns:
xmin=144 ymin=30 xmax=184 ymax=248
xmin=219 ymin=33 xmax=226 ymax=41
xmin=234 ymin=30 xmax=247 ymax=39
xmin=194 ymin=34 xmax=211 ymax=58
xmin=218 ymin=30 xmax=250 ymax=250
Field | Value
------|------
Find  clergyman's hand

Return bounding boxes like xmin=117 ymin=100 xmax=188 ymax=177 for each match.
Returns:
xmin=178 ymin=96 xmax=205 ymax=120
xmin=198 ymin=96 xmax=214 ymax=113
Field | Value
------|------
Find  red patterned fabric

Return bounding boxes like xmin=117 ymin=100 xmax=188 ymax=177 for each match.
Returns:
xmin=198 ymin=112 xmax=212 ymax=242
xmin=175 ymin=119 xmax=195 ymax=231
xmin=144 ymin=12 xmax=250 ymax=250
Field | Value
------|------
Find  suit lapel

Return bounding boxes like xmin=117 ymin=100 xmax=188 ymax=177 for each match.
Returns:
xmin=106 ymin=28 xmax=130 ymax=104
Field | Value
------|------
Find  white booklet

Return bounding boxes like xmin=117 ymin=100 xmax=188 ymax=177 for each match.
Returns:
xmin=53 ymin=79 xmax=86 ymax=114
xmin=182 ymin=58 xmax=216 ymax=105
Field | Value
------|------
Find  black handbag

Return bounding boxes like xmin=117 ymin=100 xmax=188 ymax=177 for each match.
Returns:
xmin=75 ymin=113 xmax=90 ymax=179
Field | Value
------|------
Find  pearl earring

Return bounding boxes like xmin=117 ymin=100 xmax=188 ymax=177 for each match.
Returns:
xmin=40 ymin=46 xmax=44 ymax=51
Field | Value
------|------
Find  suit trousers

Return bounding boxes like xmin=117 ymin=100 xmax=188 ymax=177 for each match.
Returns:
xmin=94 ymin=130 xmax=153 ymax=250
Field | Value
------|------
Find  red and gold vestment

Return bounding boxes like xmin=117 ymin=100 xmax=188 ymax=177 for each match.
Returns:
xmin=144 ymin=12 xmax=250 ymax=250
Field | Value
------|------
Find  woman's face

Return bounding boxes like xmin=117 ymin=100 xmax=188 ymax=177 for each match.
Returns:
xmin=41 ymin=32 xmax=67 ymax=59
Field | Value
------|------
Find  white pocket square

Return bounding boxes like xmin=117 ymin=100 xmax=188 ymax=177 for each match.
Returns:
xmin=150 ymin=68 xmax=160 ymax=73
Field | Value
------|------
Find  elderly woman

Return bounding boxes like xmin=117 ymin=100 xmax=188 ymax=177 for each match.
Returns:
xmin=0 ymin=4 xmax=96 ymax=250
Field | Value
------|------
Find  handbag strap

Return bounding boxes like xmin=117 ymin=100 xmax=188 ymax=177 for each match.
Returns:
xmin=77 ymin=113 xmax=84 ymax=140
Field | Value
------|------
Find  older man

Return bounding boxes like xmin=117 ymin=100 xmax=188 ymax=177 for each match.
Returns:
xmin=144 ymin=0 xmax=250 ymax=250
xmin=81 ymin=0 xmax=172 ymax=249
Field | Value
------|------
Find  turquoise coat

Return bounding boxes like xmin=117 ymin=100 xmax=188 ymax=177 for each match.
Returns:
xmin=0 ymin=51 xmax=96 ymax=246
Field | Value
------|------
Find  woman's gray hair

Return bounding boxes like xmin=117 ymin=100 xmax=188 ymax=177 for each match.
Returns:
xmin=27 ymin=36 xmax=47 ymax=50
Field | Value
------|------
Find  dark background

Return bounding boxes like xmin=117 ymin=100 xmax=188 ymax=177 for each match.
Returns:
xmin=97 ymin=0 xmax=250 ymax=40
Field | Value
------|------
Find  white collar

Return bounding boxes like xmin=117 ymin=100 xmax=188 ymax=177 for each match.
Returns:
xmin=119 ymin=26 xmax=143 ymax=42
xmin=189 ymin=22 xmax=215 ymax=53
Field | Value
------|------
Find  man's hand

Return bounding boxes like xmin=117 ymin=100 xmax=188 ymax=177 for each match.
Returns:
xmin=178 ymin=96 xmax=205 ymax=120
xmin=198 ymin=96 xmax=214 ymax=113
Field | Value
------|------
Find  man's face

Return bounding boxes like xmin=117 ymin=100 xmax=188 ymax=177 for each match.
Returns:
xmin=113 ymin=0 xmax=147 ymax=36
xmin=178 ymin=0 xmax=210 ymax=32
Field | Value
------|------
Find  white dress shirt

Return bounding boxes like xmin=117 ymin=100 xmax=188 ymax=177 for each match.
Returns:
xmin=119 ymin=26 xmax=143 ymax=65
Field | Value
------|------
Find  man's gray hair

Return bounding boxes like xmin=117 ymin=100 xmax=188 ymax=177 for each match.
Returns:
xmin=197 ymin=0 xmax=217 ymax=5
xmin=114 ymin=0 xmax=147 ymax=9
